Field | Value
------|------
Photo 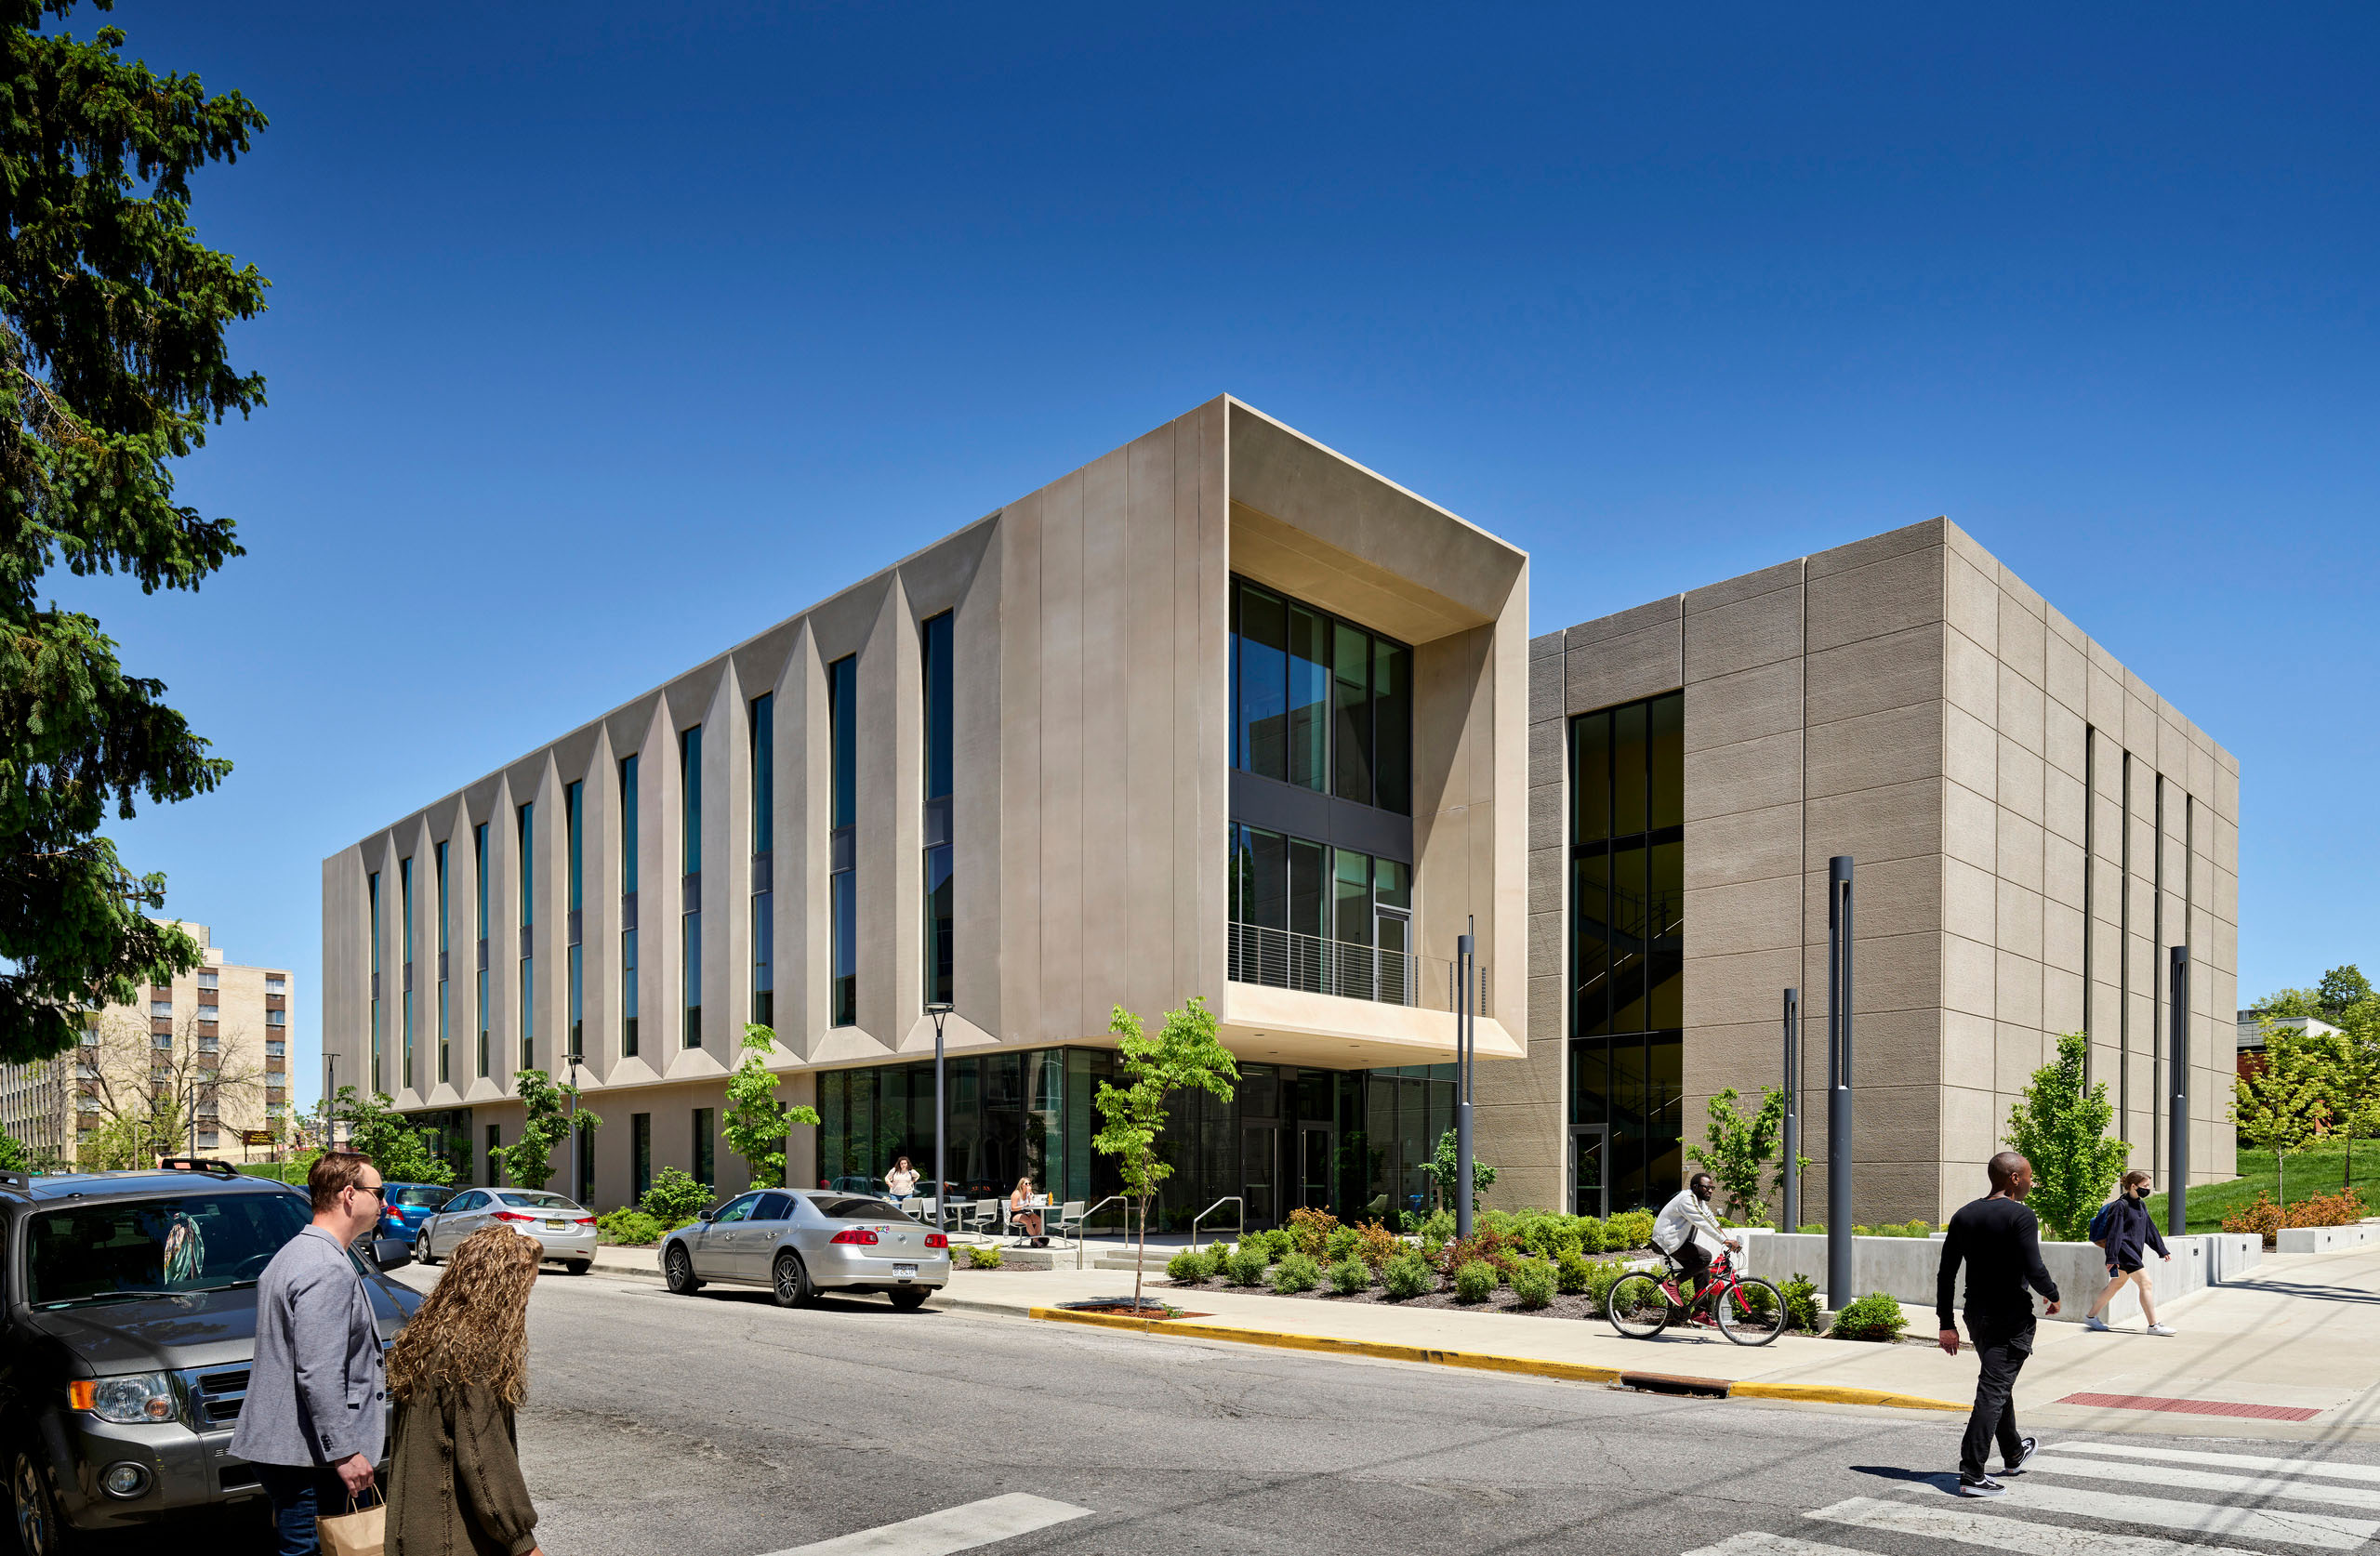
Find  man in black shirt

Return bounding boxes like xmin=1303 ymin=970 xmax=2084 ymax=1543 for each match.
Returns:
xmin=1936 ymin=1151 xmax=2061 ymax=1497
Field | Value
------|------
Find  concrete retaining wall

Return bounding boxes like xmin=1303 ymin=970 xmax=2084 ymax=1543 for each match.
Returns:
xmin=1738 ymin=1229 xmax=2232 ymax=1325
xmin=2276 ymin=1223 xmax=2380 ymax=1254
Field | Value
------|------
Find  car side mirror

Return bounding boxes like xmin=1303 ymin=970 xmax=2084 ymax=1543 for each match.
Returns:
xmin=372 ymin=1237 xmax=414 ymax=1273
xmin=696 ymin=1208 xmax=715 ymax=1222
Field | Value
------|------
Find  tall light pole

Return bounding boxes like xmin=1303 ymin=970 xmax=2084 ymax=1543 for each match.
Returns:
xmin=1781 ymin=987 xmax=1800 ymax=1233
xmin=1825 ymin=856 xmax=1854 ymax=1315
xmin=926 ymin=1000 xmax=954 ymax=1233
xmin=323 ymin=1050 xmax=338 ymax=1153
xmin=564 ymin=1047 xmax=584 ymax=1207
xmin=2168 ymin=945 xmax=2190 ymax=1239
xmin=1455 ymin=916 xmax=1475 ymax=1242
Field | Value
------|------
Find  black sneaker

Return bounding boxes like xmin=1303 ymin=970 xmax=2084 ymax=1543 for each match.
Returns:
xmin=1957 ymin=1474 xmax=2007 ymax=1498
xmin=2002 ymin=1438 xmax=2038 ymax=1476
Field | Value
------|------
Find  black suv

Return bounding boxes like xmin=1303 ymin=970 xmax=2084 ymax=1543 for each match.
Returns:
xmin=2 ymin=1160 xmax=422 ymax=1555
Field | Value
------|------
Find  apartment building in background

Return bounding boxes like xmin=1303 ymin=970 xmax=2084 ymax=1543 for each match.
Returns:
xmin=324 ymin=399 xmax=1529 ymax=1222
xmin=0 ymin=923 xmax=294 ymax=1166
xmin=1516 ymin=520 xmax=2240 ymax=1225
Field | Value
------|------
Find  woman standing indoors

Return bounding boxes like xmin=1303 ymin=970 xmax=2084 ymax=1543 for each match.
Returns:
xmin=386 ymin=1225 xmax=548 ymax=1556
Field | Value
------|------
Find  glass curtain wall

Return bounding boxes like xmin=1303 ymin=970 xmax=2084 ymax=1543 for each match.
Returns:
xmin=921 ymin=613 xmax=954 ymax=1006
xmin=1226 ymin=824 xmax=1410 ymax=1001
xmin=517 ymin=802 xmax=535 ymax=1075
xmin=400 ymin=857 xmax=414 ymax=1090
xmin=435 ymin=841 xmax=450 ymax=1086
xmin=473 ymin=824 xmax=490 ymax=1078
xmin=367 ymin=870 xmax=381 ymax=1091
xmin=828 ymin=654 xmax=857 ymax=1026
xmin=681 ymin=725 xmax=702 ymax=1048
xmin=1229 ymin=575 xmax=1411 ymax=813
xmin=749 ymin=694 xmax=774 ymax=1029
xmin=1568 ymin=691 xmax=1685 ymax=1216
xmin=619 ymin=755 xmax=639 ymax=1057
xmin=565 ymin=781 xmax=584 ymax=1071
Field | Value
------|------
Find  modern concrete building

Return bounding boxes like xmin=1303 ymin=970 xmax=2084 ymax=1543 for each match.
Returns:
xmin=324 ymin=400 xmax=1529 ymax=1221
xmin=0 ymin=923 xmax=294 ymax=1167
xmin=1516 ymin=519 xmax=2240 ymax=1225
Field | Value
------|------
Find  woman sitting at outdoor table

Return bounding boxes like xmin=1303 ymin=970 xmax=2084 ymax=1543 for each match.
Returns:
xmin=886 ymin=1156 xmax=919 ymax=1205
xmin=1009 ymin=1176 xmax=1046 ymax=1246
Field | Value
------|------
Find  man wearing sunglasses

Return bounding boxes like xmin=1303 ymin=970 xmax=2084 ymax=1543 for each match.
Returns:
xmin=231 ymin=1151 xmax=392 ymax=1555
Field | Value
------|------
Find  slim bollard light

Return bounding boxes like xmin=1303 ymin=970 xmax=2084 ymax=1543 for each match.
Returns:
xmin=1826 ymin=856 xmax=1855 ymax=1314
xmin=1455 ymin=919 xmax=1475 ymax=1242
xmin=2168 ymin=946 xmax=2190 ymax=1239
xmin=1781 ymin=987 xmax=1801 ymax=1233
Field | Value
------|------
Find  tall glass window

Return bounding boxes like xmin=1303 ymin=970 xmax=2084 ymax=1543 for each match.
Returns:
xmin=367 ymin=869 xmax=382 ymax=1091
xmin=921 ymin=613 xmax=954 ymax=1007
xmin=400 ymin=856 xmax=415 ymax=1090
xmin=518 ymin=801 xmax=535 ymax=1075
xmin=1229 ymin=576 xmax=1411 ymax=812
xmin=632 ymin=1113 xmax=653 ymax=1200
xmin=681 ymin=725 xmax=703 ymax=1048
xmin=694 ymin=1106 xmax=715 ymax=1188
xmin=566 ymin=779 xmax=584 ymax=1071
xmin=750 ymin=692 xmax=774 ymax=1029
xmin=474 ymin=823 xmax=490 ymax=1078
xmin=1226 ymin=824 xmax=1411 ymax=1004
xmin=1567 ymin=691 xmax=1685 ymax=1216
xmin=829 ymin=654 xmax=858 ymax=1027
xmin=620 ymin=755 xmax=640 ymax=1058
xmin=435 ymin=842 xmax=451 ymax=1086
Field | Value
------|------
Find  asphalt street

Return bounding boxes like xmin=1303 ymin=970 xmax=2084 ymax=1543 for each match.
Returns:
xmin=375 ymin=1265 xmax=2380 ymax=1556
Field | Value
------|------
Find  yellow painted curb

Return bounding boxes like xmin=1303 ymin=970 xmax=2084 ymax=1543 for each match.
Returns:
xmin=1727 ymin=1380 xmax=1966 ymax=1412
xmin=1029 ymin=1307 xmax=1622 ymax=1385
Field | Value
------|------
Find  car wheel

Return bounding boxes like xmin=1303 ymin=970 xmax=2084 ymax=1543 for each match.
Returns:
xmin=12 ymin=1446 xmax=75 ymax=1556
xmin=888 ymin=1288 xmax=928 ymax=1311
xmin=416 ymin=1230 xmax=440 ymax=1267
xmin=664 ymin=1244 xmax=703 ymax=1295
xmin=563 ymin=1259 xmax=591 ymax=1276
xmin=771 ymin=1251 xmax=815 ymax=1308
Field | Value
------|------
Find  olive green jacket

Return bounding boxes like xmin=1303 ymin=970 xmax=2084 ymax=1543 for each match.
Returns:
xmin=388 ymin=1382 xmax=540 ymax=1556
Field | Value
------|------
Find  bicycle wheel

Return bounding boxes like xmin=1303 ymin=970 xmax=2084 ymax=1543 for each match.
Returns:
xmin=1606 ymin=1272 xmax=1675 ymax=1338
xmin=1716 ymin=1276 xmax=1787 ymax=1346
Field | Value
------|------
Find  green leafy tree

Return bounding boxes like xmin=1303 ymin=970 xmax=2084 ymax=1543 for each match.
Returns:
xmin=2234 ymin=1023 xmax=2333 ymax=1207
xmin=0 ymin=4 xmax=271 ymax=1064
xmin=638 ymin=1165 xmax=710 ymax=1228
xmin=1422 ymin=1127 xmax=1499 ymax=1215
xmin=723 ymin=1025 xmax=820 ymax=1190
xmin=329 ymin=1086 xmax=454 ymax=1187
xmin=2003 ymin=1032 xmax=2131 ymax=1242
xmin=0 ymin=1125 xmax=30 ymax=1171
xmin=1094 ymin=996 xmax=1237 ymax=1307
xmin=495 ymin=1069 xmax=598 ymax=1193
xmin=1686 ymin=1086 xmax=1791 ymax=1225
xmin=2307 ymin=1022 xmax=2380 ymax=1189
xmin=2316 ymin=966 xmax=2375 ymax=1019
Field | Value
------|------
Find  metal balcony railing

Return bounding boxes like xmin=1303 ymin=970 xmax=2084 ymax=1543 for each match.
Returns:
xmin=1227 ymin=922 xmax=1487 ymax=1011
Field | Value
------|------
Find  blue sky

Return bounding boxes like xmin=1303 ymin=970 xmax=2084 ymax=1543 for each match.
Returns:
xmin=64 ymin=5 xmax=2378 ymax=1102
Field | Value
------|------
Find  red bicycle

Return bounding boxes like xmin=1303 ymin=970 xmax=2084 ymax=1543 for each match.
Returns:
xmin=1606 ymin=1249 xmax=1787 ymax=1346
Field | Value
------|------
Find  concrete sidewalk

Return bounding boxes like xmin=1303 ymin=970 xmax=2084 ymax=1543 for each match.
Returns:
xmin=583 ymin=1241 xmax=2380 ymax=1441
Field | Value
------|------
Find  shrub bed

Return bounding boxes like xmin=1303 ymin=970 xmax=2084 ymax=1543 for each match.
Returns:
xmin=2221 ymin=1187 xmax=2367 ymax=1247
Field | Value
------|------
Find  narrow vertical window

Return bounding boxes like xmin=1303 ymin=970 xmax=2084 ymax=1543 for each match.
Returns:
xmin=485 ymin=1123 xmax=502 ymax=1187
xmin=750 ymin=692 xmax=774 ymax=1029
xmin=367 ymin=869 xmax=382 ymax=1092
xmin=575 ymin=1117 xmax=596 ymax=1204
xmin=620 ymin=754 xmax=640 ymax=1058
xmin=2082 ymin=727 xmax=2096 ymax=1076
xmin=474 ymin=823 xmax=490 ymax=1078
xmin=2119 ymin=749 xmax=2133 ymax=1131
xmin=518 ymin=800 xmax=536 ymax=1075
xmin=694 ymin=1106 xmax=715 ymax=1187
xmin=681 ymin=724 xmax=703 ymax=1048
xmin=436 ymin=840 xmax=451 ymax=1086
xmin=829 ymin=654 xmax=858 ymax=1027
xmin=566 ymin=779 xmax=585 ymax=1073
xmin=2152 ymin=771 xmax=2166 ymax=1168
xmin=921 ymin=614 xmax=954 ymax=1007
xmin=632 ymin=1113 xmax=653 ymax=1200
xmin=400 ymin=857 xmax=415 ymax=1090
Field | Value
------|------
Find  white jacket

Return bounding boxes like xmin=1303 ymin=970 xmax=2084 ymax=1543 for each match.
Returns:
xmin=1651 ymin=1190 xmax=1732 ymax=1257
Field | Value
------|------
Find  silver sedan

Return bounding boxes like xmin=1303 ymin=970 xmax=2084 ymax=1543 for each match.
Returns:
xmin=659 ymin=1189 xmax=949 ymax=1308
xmin=416 ymin=1188 xmax=600 ymax=1274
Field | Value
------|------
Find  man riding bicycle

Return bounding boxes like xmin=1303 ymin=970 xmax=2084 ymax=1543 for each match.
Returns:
xmin=1652 ymin=1171 xmax=1741 ymax=1312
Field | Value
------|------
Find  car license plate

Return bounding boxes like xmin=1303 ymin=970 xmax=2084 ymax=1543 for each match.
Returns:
xmin=545 ymin=1220 xmax=566 ymax=1230
xmin=893 ymin=1262 xmax=919 ymax=1278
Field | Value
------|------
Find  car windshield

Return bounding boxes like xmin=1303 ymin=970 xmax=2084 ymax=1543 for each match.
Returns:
xmin=390 ymin=1187 xmax=447 ymax=1209
xmin=26 ymin=1193 xmax=312 ymax=1308
xmin=497 ymin=1193 xmax=578 ymax=1212
xmin=809 ymin=1195 xmax=904 ymax=1220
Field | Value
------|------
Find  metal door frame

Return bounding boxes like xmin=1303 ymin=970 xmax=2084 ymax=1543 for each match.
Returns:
xmin=1570 ymin=1124 xmax=1608 ymax=1219
xmin=1297 ymin=1119 xmax=1337 ymax=1213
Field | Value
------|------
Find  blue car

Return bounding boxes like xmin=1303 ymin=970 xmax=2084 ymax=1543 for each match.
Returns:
xmin=378 ymin=1181 xmax=459 ymax=1245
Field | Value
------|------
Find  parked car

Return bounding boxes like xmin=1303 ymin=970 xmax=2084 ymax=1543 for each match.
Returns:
xmin=826 ymin=1174 xmax=889 ymax=1195
xmin=1 ymin=1158 xmax=420 ymax=1556
xmin=376 ymin=1181 xmax=454 ymax=1246
xmin=660 ymin=1190 xmax=949 ymax=1308
xmin=415 ymin=1189 xmax=597 ymax=1274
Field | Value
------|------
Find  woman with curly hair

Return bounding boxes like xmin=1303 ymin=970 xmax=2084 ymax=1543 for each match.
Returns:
xmin=385 ymin=1224 xmax=547 ymax=1556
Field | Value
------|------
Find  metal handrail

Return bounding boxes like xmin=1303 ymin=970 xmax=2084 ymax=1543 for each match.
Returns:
xmin=1074 ymin=1194 xmax=1135 ymax=1270
xmin=1189 ymin=1195 xmax=1243 ymax=1254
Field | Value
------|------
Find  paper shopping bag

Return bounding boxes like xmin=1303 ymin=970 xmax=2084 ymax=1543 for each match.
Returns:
xmin=317 ymin=1486 xmax=386 ymax=1556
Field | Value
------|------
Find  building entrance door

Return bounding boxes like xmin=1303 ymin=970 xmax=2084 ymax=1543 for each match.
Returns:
xmin=1375 ymin=907 xmax=1411 ymax=1006
xmin=1243 ymin=1125 xmax=1277 ymax=1227
xmin=1571 ymin=1125 xmax=1607 ymax=1219
xmin=1297 ymin=1123 xmax=1334 ymax=1212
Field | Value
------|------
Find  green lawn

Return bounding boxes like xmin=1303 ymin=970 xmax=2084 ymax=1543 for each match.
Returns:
xmin=2140 ymin=1141 xmax=2369 ymax=1233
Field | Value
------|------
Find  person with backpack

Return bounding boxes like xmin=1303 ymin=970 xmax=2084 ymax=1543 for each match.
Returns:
xmin=2082 ymin=1168 xmax=2173 ymax=1334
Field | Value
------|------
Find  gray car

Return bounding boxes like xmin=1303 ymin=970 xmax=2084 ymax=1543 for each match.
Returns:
xmin=415 ymin=1189 xmax=598 ymax=1274
xmin=659 ymin=1190 xmax=949 ymax=1308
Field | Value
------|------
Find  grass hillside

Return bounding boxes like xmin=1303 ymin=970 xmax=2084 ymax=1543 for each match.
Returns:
xmin=2140 ymin=1141 xmax=2367 ymax=1233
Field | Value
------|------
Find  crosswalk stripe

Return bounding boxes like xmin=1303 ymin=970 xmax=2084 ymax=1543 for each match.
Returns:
xmin=1809 ymin=1496 xmax=2268 ymax=1556
xmin=1895 ymin=1479 xmax=2380 ymax=1550
xmin=2052 ymin=1440 xmax=2380 ymax=1485
xmin=1681 ymin=1530 xmax=1856 ymax=1556
xmin=759 ymin=1494 xmax=1092 ymax=1556
xmin=2031 ymin=1454 xmax=2380 ymax=1512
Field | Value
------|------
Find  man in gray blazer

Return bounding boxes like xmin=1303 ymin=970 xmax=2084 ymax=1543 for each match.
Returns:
xmin=232 ymin=1151 xmax=390 ymax=1555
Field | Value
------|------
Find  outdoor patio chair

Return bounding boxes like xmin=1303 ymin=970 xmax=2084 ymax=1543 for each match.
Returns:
xmin=963 ymin=1198 xmax=998 ymax=1235
xmin=1051 ymin=1200 xmax=1087 ymax=1246
xmin=912 ymin=1196 xmax=936 ymax=1225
